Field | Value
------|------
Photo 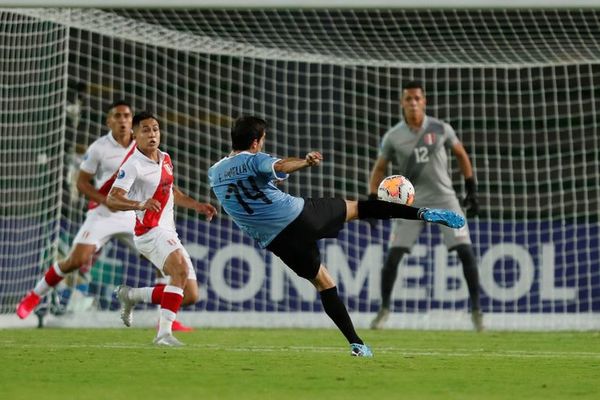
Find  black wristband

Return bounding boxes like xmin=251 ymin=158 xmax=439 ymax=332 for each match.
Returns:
xmin=368 ymin=193 xmax=378 ymax=201
xmin=465 ymin=177 xmax=477 ymax=194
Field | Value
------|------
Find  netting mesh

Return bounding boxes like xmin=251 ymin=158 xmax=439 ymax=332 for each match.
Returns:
xmin=114 ymin=9 xmax=600 ymax=65
xmin=0 ymin=11 xmax=67 ymax=313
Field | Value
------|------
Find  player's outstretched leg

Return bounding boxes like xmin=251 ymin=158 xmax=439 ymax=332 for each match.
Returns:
xmin=114 ymin=285 xmax=138 ymax=327
xmin=350 ymin=343 xmax=374 ymax=357
xmin=418 ymin=208 xmax=465 ymax=229
xmin=317 ymin=280 xmax=373 ymax=357
xmin=356 ymin=200 xmax=464 ymax=229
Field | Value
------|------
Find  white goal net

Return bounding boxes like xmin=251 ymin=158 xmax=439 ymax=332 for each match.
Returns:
xmin=1 ymin=7 xmax=599 ymax=330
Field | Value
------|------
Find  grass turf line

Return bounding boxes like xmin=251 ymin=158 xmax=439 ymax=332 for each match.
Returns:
xmin=1 ymin=328 xmax=599 ymax=400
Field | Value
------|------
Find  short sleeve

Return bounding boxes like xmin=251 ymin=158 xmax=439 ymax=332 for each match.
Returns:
xmin=379 ymin=131 xmax=394 ymax=161
xmin=79 ymin=141 xmax=100 ymax=174
xmin=443 ymin=123 xmax=460 ymax=149
xmin=253 ymin=152 xmax=288 ymax=180
xmin=111 ymin=159 xmax=137 ymax=192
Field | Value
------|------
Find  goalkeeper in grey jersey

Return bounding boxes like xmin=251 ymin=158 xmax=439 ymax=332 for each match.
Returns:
xmin=369 ymin=80 xmax=483 ymax=331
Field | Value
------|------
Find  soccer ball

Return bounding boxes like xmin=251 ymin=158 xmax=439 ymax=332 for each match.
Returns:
xmin=377 ymin=175 xmax=415 ymax=206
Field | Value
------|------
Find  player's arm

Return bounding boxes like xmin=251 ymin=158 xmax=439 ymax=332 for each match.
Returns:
xmin=106 ymin=187 xmax=161 ymax=212
xmin=173 ymin=186 xmax=217 ymax=221
xmin=451 ymin=142 xmax=474 ymax=179
xmin=451 ymin=142 xmax=479 ymax=217
xmin=274 ymin=151 xmax=322 ymax=174
xmin=369 ymin=156 xmax=389 ymax=197
xmin=76 ymin=170 xmax=108 ymax=206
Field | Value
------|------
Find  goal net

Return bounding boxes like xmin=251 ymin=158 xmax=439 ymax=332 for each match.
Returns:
xmin=1 ymin=7 xmax=599 ymax=330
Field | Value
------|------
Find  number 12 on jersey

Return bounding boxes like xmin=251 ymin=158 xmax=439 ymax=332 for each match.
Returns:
xmin=414 ymin=146 xmax=429 ymax=163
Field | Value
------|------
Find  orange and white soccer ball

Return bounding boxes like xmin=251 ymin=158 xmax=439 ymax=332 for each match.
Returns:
xmin=377 ymin=175 xmax=415 ymax=206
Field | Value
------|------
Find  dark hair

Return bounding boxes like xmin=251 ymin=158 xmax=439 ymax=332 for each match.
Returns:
xmin=107 ymin=100 xmax=132 ymax=115
xmin=231 ymin=116 xmax=267 ymax=151
xmin=402 ymin=80 xmax=425 ymax=93
xmin=132 ymin=111 xmax=160 ymax=128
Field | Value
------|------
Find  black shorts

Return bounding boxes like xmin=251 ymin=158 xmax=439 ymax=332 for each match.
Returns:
xmin=266 ymin=198 xmax=346 ymax=280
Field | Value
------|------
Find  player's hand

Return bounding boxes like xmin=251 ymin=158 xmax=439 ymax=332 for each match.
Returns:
xmin=139 ymin=198 xmax=161 ymax=212
xmin=305 ymin=151 xmax=322 ymax=167
xmin=463 ymin=177 xmax=479 ymax=218
xmin=195 ymin=203 xmax=218 ymax=222
xmin=364 ymin=193 xmax=379 ymax=229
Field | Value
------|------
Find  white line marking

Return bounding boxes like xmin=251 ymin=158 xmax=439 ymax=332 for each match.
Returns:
xmin=1 ymin=341 xmax=599 ymax=358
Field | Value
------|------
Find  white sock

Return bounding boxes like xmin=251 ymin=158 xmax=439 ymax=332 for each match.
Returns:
xmin=128 ymin=287 xmax=153 ymax=303
xmin=33 ymin=279 xmax=50 ymax=297
xmin=155 ymin=276 xmax=170 ymax=285
xmin=157 ymin=285 xmax=184 ymax=337
xmin=33 ymin=263 xmax=65 ymax=296
xmin=157 ymin=309 xmax=177 ymax=337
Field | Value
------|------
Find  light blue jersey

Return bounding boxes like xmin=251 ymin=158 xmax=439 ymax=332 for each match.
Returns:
xmin=208 ymin=151 xmax=304 ymax=248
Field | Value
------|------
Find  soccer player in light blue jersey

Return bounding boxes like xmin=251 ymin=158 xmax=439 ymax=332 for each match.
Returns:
xmin=209 ymin=116 xmax=466 ymax=357
xmin=368 ymin=80 xmax=483 ymax=331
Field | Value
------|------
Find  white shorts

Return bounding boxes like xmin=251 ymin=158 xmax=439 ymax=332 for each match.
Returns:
xmin=72 ymin=207 xmax=135 ymax=250
xmin=134 ymin=227 xmax=196 ymax=280
xmin=389 ymin=196 xmax=472 ymax=249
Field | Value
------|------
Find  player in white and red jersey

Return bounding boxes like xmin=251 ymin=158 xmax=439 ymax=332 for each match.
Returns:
xmin=107 ymin=111 xmax=217 ymax=346
xmin=16 ymin=101 xmax=136 ymax=319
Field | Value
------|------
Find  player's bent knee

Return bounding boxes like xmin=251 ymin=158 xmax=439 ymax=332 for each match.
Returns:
xmin=182 ymin=281 xmax=200 ymax=305
xmin=64 ymin=254 xmax=92 ymax=272
xmin=299 ymin=270 xmax=317 ymax=280
xmin=182 ymin=291 xmax=199 ymax=305
xmin=298 ymin=259 xmax=322 ymax=280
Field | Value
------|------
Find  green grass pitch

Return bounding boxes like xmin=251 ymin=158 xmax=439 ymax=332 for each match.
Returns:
xmin=1 ymin=328 xmax=599 ymax=399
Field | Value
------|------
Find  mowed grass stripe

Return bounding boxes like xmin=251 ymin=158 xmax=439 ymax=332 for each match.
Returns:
xmin=2 ymin=340 xmax=600 ymax=359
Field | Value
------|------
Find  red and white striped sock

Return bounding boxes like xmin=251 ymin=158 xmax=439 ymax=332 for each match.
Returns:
xmin=33 ymin=263 xmax=65 ymax=296
xmin=151 ymin=284 xmax=166 ymax=304
xmin=157 ymin=285 xmax=183 ymax=337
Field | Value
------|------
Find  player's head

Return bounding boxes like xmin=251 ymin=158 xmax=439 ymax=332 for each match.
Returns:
xmin=231 ymin=116 xmax=267 ymax=151
xmin=132 ymin=111 xmax=160 ymax=152
xmin=106 ymin=100 xmax=133 ymax=136
xmin=401 ymin=80 xmax=426 ymax=121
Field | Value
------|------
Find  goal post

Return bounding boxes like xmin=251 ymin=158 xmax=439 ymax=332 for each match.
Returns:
xmin=1 ymin=6 xmax=599 ymax=330
xmin=0 ymin=11 xmax=68 ymax=315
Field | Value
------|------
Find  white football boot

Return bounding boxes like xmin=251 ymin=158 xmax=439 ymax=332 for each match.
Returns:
xmin=153 ymin=333 xmax=184 ymax=347
xmin=114 ymin=285 xmax=137 ymax=327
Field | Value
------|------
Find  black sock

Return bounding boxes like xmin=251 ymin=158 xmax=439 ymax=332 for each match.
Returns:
xmin=320 ymin=286 xmax=362 ymax=344
xmin=455 ymin=244 xmax=481 ymax=311
xmin=381 ymin=247 xmax=408 ymax=309
xmin=358 ymin=199 xmax=421 ymax=220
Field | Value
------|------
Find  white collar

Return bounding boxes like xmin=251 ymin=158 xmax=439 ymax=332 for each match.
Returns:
xmin=135 ymin=147 xmax=164 ymax=164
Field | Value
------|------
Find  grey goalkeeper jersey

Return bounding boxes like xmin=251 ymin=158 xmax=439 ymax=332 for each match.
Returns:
xmin=379 ymin=115 xmax=460 ymax=206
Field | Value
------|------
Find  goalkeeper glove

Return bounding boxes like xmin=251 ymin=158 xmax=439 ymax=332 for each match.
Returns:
xmin=462 ymin=177 xmax=480 ymax=218
xmin=364 ymin=193 xmax=379 ymax=229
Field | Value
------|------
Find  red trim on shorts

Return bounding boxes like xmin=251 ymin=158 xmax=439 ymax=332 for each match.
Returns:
xmin=134 ymin=154 xmax=174 ymax=236
xmin=88 ymin=143 xmax=136 ymax=210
